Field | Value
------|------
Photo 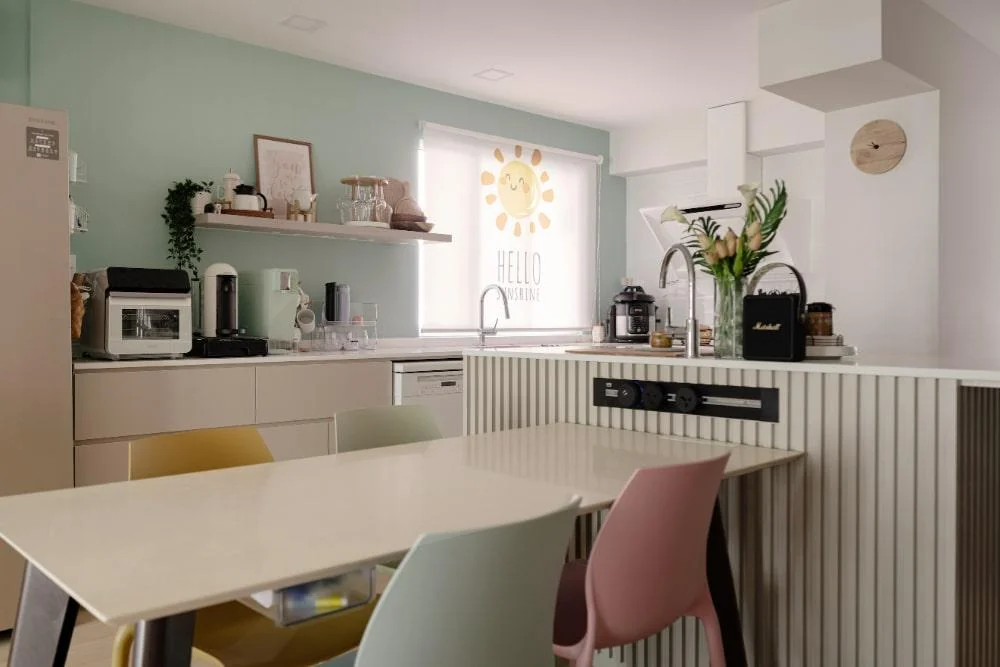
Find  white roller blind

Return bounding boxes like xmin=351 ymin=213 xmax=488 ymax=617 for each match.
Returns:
xmin=419 ymin=123 xmax=599 ymax=333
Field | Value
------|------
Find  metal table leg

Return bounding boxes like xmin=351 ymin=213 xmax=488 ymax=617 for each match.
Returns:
xmin=7 ymin=563 xmax=79 ymax=667
xmin=133 ymin=612 xmax=195 ymax=667
xmin=706 ymin=500 xmax=748 ymax=667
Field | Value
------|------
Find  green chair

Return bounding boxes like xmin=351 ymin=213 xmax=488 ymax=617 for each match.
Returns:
xmin=319 ymin=496 xmax=582 ymax=667
xmin=333 ymin=405 xmax=443 ymax=453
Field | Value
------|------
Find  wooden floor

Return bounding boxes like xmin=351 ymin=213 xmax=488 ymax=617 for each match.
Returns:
xmin=0 ymin=618 xmax=217 ymax=667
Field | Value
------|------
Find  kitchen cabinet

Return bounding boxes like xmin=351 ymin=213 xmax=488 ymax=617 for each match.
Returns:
xmin=75 ymin=366 xmax=256 ymax=441
xmin=75 ymin=420 xmax=331 ymax=487
xmin=73 ymin=360 xmax=393 ymax=492
xmin=75 ymin=440 xmax=129 ymax=487
xmin=258 ymin=422 xmax=331 ymax=461
xmin=255 ymin=361 xmax=391 ymax=423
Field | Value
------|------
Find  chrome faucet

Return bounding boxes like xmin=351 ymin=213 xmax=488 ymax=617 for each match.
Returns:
xmin=659 ymin=244 xmax=700 ymax=359
xmin=478 ymin=284 xmax=511 ymax=346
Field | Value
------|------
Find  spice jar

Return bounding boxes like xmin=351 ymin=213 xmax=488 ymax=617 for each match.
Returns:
xmin=650 ymin=331 xmax=673 ymax=349
xmin=806 ymin=302 xmax=834 ymax=336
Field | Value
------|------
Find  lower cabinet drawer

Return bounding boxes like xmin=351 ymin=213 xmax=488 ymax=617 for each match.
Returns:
xmin=258 ymin=421 xmax=331 ymax=461
xmin=75 ymin=440 xmax=129 ymax=487
xmin=75 ymin=420 xmax=333 ymax=486
xmin=255 ymin=361 xmax=391 ymax=423
xmin=75 ymin=366 xmax=256 ymax=442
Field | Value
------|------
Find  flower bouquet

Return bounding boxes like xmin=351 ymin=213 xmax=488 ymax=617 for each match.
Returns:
xmin=660 ymin=181 xmax=788 ymax=358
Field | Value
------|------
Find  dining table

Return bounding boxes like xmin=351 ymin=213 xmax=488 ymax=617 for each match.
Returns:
xmin=0 ymin=423 xmax=802 ymax=667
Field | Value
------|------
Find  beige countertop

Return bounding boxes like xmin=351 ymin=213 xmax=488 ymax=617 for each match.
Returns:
xmin=72 ymin=335 xmax=590 ymax=372
xmin=466 ymin=345 xmax=1000 ymax=387
xmin=0 ymin=423 xmax=799 ymax=625
xmin=72 ymin=346 xmax=466 ymax=371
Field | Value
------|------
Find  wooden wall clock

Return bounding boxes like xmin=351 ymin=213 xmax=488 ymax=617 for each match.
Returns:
xmin=851 ymin=119 xmax=907 ymax=174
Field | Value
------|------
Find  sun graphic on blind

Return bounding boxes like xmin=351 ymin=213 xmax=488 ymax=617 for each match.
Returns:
xmin=480 ymin=145 xmax=555 ymax=237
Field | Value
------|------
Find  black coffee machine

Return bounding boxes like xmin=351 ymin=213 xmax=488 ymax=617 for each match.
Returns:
xmin=607 ymin=285 xmax=656 ymax=343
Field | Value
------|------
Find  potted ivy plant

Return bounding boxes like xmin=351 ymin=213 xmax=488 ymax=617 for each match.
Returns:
xmin=162 ymin=179 xmax=205 ymax=279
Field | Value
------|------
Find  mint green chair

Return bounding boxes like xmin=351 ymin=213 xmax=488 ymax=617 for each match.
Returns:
xmin=319 ymin=496 xmax=581 ymax=667
xmin=333 ymin=405 xmax=443 ymax=453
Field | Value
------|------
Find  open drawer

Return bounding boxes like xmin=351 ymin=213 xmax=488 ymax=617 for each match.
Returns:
xmin=242 ymin=567 xmax=375 ymax=627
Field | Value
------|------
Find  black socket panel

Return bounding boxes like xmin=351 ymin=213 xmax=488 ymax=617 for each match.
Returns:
xmin=593 ymin=378 xmax=779 ymax=423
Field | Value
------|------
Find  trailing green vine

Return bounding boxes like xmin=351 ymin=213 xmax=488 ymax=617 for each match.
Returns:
xmin=162 ymin=179 xmax=205 ymax=279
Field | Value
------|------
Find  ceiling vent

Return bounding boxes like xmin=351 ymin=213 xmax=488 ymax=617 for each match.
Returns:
xmin=473 ymin=68 xmax=514 ymax=82
xmin=280 ymin=15 xmax=328 ymax=33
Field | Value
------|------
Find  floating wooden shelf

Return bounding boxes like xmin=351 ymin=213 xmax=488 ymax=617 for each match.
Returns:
xmin=194 ymin=213 xmax=452 ymax=245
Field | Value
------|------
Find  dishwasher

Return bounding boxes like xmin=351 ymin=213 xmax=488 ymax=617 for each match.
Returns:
xmin=392 ymin=359 xmax=464 ymax=437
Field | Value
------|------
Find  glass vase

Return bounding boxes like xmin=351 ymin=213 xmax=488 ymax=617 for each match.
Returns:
xmin=714 ymin=276 xmax=746 ymax=359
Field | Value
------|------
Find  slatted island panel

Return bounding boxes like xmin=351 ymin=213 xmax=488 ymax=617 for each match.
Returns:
xmin=464 ymin=350 xmax=1000 ymax=667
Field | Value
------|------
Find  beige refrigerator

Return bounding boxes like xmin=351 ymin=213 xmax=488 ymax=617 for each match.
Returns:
xmin=0 ymin=103 xmax=74 ymax=630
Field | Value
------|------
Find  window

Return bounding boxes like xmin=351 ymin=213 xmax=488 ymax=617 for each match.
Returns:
xmin=419 ymin=123 xmax=601 ymax=335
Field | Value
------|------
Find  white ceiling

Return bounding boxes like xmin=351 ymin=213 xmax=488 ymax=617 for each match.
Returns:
xmin=74 ymin=0 xmax=778 ymax=130
xmin=73 ymin=0 xmax=1000 ymax=130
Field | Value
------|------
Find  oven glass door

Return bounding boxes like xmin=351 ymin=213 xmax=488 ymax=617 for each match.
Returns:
xmin=121 ymin=307 xmax=181 ymax=340
xmin=106 ymin=293 xmax=192 ymax=356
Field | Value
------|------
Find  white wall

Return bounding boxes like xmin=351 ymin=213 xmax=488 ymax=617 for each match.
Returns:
xmin=610 ymin=109 xmax=707 ymax=177
xmin=824 ymin=91 xmax=940 ymax=357
xmin=882 ymin=0 xmax=1000 ymax=363
xmin=762 ymin=148 xmax=826 ymax=299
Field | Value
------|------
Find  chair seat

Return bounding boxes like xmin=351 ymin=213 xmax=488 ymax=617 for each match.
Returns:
xmin=553 ymin=559 xmax=589 ymax=649
xmin=192 ymin=599 xmax=374 ymax=667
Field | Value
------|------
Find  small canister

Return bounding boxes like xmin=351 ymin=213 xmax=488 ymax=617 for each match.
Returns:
xmin=336 ymin=284 xmax=351 ymax=324
xmin=806 ymin=302 xmax=834 ymax=336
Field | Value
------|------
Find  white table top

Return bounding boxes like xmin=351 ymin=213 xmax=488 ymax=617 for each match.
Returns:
xmin=0 ymin=423 xmax=801 ymax=626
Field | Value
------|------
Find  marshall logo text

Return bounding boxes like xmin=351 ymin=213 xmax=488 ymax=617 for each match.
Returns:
xmin=752 ymin=322 xmax=782 ymax=332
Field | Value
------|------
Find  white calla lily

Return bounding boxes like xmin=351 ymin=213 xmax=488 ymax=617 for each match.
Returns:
xmin=738 ymin=183 xmax=760 ymax=207
xmin=660 ymin=205 xmax=689 ymax=226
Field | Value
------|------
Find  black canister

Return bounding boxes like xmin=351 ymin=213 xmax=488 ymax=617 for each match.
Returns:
xmin=325 ymin=282 xmax=338 ymax=322
xmin=216 ymin=274 xmax=238 ymax=337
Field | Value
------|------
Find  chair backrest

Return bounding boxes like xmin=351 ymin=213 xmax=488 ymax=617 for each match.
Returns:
xmin=585 ymin=454 xmax=730 ymax=647
xmin=128 ymin=426 xmax=274 ymax=480
xmin=333 ymin=405 xmax=442 ymax=454
xmin=352 ymin=496 xmax=581 ymax=667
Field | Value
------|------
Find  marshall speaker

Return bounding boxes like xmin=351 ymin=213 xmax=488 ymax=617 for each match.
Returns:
xmin=742 ymin=262 xmax=808 ymax=362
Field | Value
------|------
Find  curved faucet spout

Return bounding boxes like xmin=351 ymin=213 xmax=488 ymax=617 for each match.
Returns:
xmin=659 ymin=244 xmax=700 ymax=359
xmin=478 ymin=284 xmax=511 ymax=347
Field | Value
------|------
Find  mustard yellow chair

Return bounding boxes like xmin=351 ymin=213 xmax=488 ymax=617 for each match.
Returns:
xmin=112 ymin=427 xmax=376 ymax=667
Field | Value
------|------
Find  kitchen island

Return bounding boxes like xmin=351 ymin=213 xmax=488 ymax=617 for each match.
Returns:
xmin=464 ymin=347 xmax=1000 ymax=667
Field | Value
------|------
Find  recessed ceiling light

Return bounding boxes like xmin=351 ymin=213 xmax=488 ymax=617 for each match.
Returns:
xmin=474 ymin=68 xmax=514 ymax=82
xmin=280 ymin=15 xmax=328 ymax=33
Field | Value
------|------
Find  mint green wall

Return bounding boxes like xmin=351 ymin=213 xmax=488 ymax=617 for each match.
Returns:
xmin=29 ymin=0 xmax=625 ymax=337
xmin=0 ymin=0 xmax=30 ymax=104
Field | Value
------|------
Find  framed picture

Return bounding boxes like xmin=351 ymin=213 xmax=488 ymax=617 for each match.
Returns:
xmin=254 ymin=134 xmax=315 ymax=218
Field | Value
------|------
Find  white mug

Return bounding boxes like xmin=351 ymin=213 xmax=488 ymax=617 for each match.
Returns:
xmin=296 ymin=308 xmax=316 ymax=335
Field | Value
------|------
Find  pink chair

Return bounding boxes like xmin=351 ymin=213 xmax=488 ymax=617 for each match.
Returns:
xmin=552 ymin=454 xmax=731 ymax=667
